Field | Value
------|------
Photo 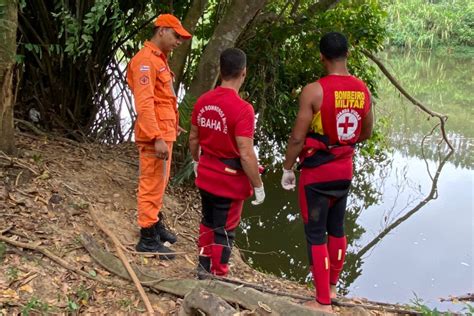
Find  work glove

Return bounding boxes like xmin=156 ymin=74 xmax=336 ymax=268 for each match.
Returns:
xmin=193 ymin=160 xmax=198 ymax=177
xmin=281 ymin=168 xmax=296 ymax=190
xmin=251 ymin=185 xmax=265 ymax=205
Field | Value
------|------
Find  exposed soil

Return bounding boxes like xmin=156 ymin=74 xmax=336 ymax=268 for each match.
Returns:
xmin=0 ymin=133 xmax=417 ymax=315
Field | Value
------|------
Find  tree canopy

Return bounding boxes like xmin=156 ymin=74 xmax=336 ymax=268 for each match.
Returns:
xmin=11 ymin=0 xmax=387 ymax=168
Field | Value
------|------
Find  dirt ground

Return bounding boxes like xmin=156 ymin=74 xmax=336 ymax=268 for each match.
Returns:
xmin=0 ymin=133 xmax=418 ymax=315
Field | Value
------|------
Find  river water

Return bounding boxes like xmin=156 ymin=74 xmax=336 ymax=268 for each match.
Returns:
xmin=236 ymin=51 xmax=473 ymax=312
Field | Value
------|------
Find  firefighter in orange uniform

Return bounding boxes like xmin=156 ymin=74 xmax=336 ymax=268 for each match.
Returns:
xmin=126 ymin=14 xmax=191 ymax=259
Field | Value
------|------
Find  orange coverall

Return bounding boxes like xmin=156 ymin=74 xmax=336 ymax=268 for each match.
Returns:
xmin=127 ymin=41 xmax=179 ymax=228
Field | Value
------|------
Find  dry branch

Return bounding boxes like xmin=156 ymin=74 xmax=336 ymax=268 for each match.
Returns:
xmin=88 ymin=206 xmax=155 ymax=314
xmin=0 ymin=225 xmax=13 ymax=234
xmin=362 ymin=49 xmax=454 ymax=151
xmin=0 ymin=233 xmax=123 ymax=288
xmin=0 ymin=151 xmax=39 ymax=175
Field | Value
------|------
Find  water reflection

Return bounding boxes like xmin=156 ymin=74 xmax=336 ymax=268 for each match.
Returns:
xmin=236 ymin=51 xmax=472 ymax=309
xmin=237 ymin=143 xmax=465 ymax=309
xmin=340 ymin=149 xmax=454 ymax=295
xmin=237 ymin=144 xmax=392 ymax=283
xmin=377 ymin=50 xmax=473 ymax=169
xmin=390 ymin=131 xmax=471 ymax=168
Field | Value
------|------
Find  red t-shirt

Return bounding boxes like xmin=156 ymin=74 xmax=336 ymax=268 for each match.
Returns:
xmin=191 ymin=86 xmax=255 ymax=200
xmin=191 ymin=86 xmax=255 ymax=158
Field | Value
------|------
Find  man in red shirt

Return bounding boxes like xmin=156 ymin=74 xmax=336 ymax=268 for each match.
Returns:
xmin=127 ymin=14 xmax=191 ymax=259
xmin=281 ymin=32 xmax=373 ymax=312
xmin=189 ymin=48 xmax=265 ymax=277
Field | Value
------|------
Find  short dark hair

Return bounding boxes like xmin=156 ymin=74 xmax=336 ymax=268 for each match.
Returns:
xmin=319 ymin=32 xmax=349 ymax=60
xmin=220 ymin=48 xmax=246 ymax=80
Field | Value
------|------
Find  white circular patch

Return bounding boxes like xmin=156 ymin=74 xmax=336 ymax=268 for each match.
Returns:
xmin=336 ymin=111 xmax=359 ymax=141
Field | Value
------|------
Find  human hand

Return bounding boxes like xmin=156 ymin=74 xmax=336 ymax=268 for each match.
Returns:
xmin=251 ymin=185 xmax=265 ymax=205
xmin=193 ymin=160 xmax=198 ymax=177
xmin=154 ymin=139 xmax=169 ymax=160
xmin=178 ymin=125 xmax=187 ymax=136
xmin=281 ymin=168 xmax=296 ymax=190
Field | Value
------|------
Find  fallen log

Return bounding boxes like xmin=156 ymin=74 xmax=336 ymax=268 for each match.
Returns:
xmin=80 ymin=232 xmax=330 ymax=315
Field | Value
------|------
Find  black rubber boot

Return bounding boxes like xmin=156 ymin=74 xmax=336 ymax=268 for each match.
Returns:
xmin=196 ymin=255 xmax=211 ymax=280
xmin=136 ymin=226 xmax=175 ymax=260
xmin=156 ymin=214 xmax=177 ymax=244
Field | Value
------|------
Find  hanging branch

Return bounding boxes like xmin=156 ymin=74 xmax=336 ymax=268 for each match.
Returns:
xmin=362 ymin=49 xmax=454 ymax=151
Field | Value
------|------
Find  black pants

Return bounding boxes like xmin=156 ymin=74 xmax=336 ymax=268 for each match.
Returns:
xmin=198 ymin=189 xmax=243 ymax=276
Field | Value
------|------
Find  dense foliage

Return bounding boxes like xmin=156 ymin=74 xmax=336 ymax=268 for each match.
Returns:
xmin=14 ymin=1 xmax=386 ymax=144
xmin=16 ymin=0 xmax=190 ymax=142
xmin=383 ymin=0 xmax=474 ymax=50
xmin=239 ymin=0 xmax=387 ymax=155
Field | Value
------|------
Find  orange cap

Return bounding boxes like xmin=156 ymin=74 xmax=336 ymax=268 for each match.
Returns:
xmin=154 ymin=14 xmax=192 ymax=39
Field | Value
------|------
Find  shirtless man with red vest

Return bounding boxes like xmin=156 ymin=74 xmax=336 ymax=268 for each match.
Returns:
xmin=189 ymin=48 xmax=265 ymax=277
xmin=281 ymin=32 xmax=374 ymax=313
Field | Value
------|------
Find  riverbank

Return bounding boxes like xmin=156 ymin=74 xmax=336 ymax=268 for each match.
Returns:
xmin=0 ymin=133 xmax=432 ymax=315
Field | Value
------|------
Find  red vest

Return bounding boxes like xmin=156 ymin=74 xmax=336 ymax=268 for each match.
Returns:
xmin=299 ymin=75 xmax=371 ymax=184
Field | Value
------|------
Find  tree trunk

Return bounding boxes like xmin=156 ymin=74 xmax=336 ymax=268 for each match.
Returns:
xmin=187 ymin=0 xmax=267 ymax=98
xmin=170 ymin=0 xmax=209 ymax=91
xmin=0 ymin=0 xmax=17 ymax=155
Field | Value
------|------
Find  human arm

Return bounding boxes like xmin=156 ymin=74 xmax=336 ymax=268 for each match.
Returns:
xmin=236 ymin=136 xmax=263 ymax=188
xmin=282 ymin=82 xmax=322 ymax=170
xmin=127 ymin=58 xmax=170 ymax=159
xmin=236 ymin=136 xmax=264 ymax=205
xmin=281 ymin=82 xmax=321 ymax=190
xmin=127 ymin=58 xmax=162 ymax=141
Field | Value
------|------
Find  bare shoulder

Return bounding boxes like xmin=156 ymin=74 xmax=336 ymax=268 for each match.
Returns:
xmin=300 ymin=82 xmax=323 ymax=110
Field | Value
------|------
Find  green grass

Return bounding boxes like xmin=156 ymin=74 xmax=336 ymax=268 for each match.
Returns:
xmin=6 ymin=267 xmax=19 ymax=281
xmin=21 ymin=297 xmax=51 ymax=315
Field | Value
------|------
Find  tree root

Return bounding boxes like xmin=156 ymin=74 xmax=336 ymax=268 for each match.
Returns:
xmin=14 ymin=119 xmax=47 ymax=137
xmin=80 ymin=232 xmax=328 ymax=315
xmin=178 ymin=287 xmax=237 ymax=316
xmin=209 ymin=275 xmax=420 ymax=315
xmin=80 ymin=232 xmax=421 ymax=315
